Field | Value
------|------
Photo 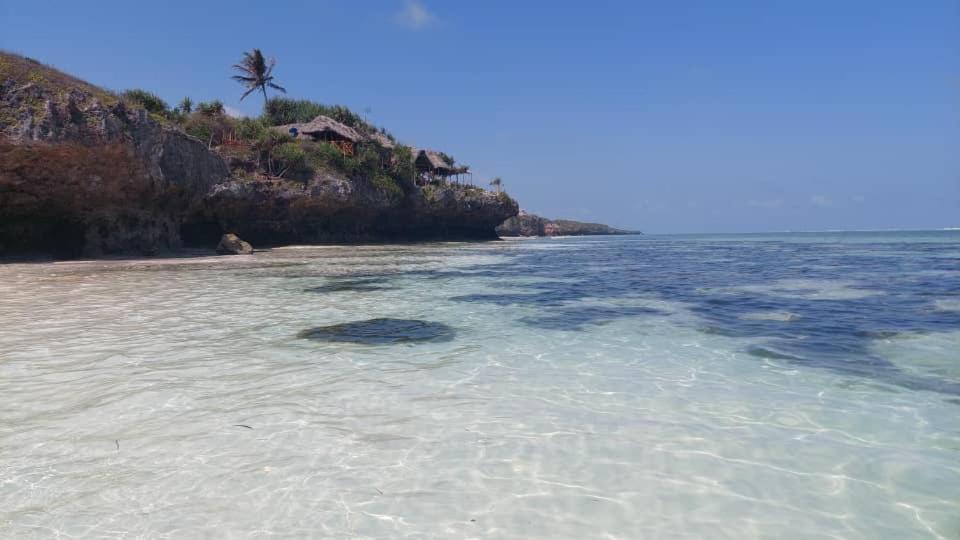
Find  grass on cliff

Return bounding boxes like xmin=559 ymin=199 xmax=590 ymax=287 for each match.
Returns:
xmin=0 ymin=51 xmax=118 ymax=105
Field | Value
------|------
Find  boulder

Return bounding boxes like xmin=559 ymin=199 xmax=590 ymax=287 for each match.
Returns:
xmin=216 ymin=233 xmax=253 ymax=255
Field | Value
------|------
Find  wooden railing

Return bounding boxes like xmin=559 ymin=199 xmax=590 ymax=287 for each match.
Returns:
xmin=221 ymin=131 xmax=247 ymax=148
xmin=330 ymin=140 xmax=355 ymax=156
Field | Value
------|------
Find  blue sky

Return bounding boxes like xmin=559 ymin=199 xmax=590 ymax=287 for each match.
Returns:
xmin=3 ymin=0 xmax=957 ymax=232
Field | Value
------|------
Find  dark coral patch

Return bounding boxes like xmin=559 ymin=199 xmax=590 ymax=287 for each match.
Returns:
xmin=305 ymin=279 xmax=393 ymax=293
xmin=520 ymin=306 xmax=662 ymax=331
xmin=298 ymin=318 xmax=455 ymax=345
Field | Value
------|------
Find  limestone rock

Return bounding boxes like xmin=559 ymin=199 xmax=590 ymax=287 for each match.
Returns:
xmin=196 ymin=177 xmax=519 ymax=244
xmin=0 ymin=54 xmax=229 ymax=257
xmin=216 ymin=233 xmax=253 ymax=255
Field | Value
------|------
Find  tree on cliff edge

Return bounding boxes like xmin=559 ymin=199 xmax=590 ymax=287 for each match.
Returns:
xmin=231 ymin=49 xmax=286 ymax=108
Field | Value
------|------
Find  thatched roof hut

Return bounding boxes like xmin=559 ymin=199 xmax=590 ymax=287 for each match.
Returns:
xmin=274 ymin=115 xmax=361 ymax=142
xmin=272 ymin=115 xmax=362 ymax=155
xmin=415 ymin=149 xmax=455 ymax=175
xmin=299 ymin=115 xmax=362 ymax=142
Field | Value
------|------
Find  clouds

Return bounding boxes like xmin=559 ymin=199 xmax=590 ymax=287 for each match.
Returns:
xmin=396 ymin=0 xmax=436 ymax=29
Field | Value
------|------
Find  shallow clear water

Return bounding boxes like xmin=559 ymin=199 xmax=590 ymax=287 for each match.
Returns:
xmin=1 ymin=232 xmax=958 ymax=538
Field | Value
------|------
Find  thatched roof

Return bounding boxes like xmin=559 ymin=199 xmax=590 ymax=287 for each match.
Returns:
xmin=367 ymin=132 xmax=396 ymax=149
xmin=299 ymin=115 xmax=362 ymax=142
xmin=410 ymin=149 xmax=466 ymax=176
xmin=410 ymin=148 xmax=470 ymax=176
xmin=420 ymin=150 xmax=453 ymax=171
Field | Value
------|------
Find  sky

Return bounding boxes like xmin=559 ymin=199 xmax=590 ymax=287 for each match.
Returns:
xmin=2 ymin=0 xmax=958 ymax=233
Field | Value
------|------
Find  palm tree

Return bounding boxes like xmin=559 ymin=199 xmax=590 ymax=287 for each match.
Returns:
xmin=178 ymin=96 xmax=193 ymax=115
xmin=231 ymin=49 xmax=286 ymax=108
xmin=489 ymin=177 xmax=502 ymax=193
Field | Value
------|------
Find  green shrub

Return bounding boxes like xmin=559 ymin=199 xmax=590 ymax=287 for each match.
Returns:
xmin=389 ymin=145 xmax=416 ymax=190
xmin=196 ymin=100 xmax=225 ymax=116
xmin=497 ymin=191 xmax=518 ymax=207
xmin=235 ymin=116 xmax=268 ymax=141
xmin=263 ymin=98 xmax=327 ymax=125
xmin=182 ymin=111 xmax=235 ymax=146
xmin=303 ymin=141 xmax=346 ymax=171
xmin=371 ymin=174 xmax=403 ymax=199
xmin=353 ymin=145 xmax=382 ymax=178
xmin=272 ymin=142 xmax=309 ymax=177
xmin=122 ymin=88 xmax=169 ymax=115
xmin=262 ymin=98 xmax=396 ymax=141
xmin=299 ymin=142 xmax=373 ymax=179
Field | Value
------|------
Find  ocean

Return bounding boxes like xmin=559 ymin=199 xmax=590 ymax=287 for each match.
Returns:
xmin=1 ymin=231 xmax=958 ymax=538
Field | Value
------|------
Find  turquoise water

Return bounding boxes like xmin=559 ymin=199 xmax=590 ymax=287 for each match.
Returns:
xmin=1 ymin=232 xmax=958 ymax=538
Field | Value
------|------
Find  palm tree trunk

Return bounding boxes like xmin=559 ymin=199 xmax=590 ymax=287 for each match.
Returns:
xmin=262 ymin=85 xmax=268 ymax=110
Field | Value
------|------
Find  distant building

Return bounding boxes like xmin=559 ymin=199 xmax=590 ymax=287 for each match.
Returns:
xmin=273 ymin=117 xmax=473 ymax=186
xmin=274 ymin=115 xmax=362 ymax=155
xmin=274 ymin=116 xmax=401 ymax=159
xmin=411 ymin=149 xmax=470 ymax=185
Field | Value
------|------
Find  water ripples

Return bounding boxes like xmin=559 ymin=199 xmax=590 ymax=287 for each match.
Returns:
xmin=1 ymin=232 xmax=958 ymax=538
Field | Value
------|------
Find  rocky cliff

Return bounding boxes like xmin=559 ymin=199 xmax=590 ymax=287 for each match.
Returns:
xmin=189 ymin=175 xmax=516 ymax=245
xmin=497 ymin=211 xmax=636 ymax=237
xmin=0 ymin=53 xmax=517 ymax=257
xmin=0 ymin=54 xmax=231 ymax=256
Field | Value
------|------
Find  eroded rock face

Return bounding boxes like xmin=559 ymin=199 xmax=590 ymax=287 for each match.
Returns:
xmin=195 ymin=176 xmax=518 ymax=245
xmin=497 ymin=211 xmax=548 ymax=236
xmin=0 ymin=72 xmax=229 ymax=257
xmin=216 ymin=233 xmax=253 ymax=255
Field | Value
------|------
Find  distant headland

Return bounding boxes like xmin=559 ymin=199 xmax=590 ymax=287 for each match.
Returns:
xmin=498 ymin=211 xmax=639 ymax=237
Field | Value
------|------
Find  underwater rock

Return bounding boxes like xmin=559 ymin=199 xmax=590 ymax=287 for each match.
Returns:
xmin=304 ymin=279 xmax=392 ymax=293
xmin=746 ymin=345 xmax=806 ymax=362
xmin=298 ymin=318 xmax=455 ymax=345
xmin=739 ymin=311 xmax=800 ymax=322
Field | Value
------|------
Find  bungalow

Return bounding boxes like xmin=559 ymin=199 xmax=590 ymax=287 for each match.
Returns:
xmin=412 ymin=149 xmax=470 ymax=185
xmin=275 ymin=115 xmax=362 ymax=156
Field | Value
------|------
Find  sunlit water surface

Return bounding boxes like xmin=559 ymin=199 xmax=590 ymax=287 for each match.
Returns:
xmin=1 ymin=232 xmax=959 ymax=538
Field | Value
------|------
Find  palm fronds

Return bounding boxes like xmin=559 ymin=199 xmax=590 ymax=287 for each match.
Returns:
xmin=231 ymin=49 xmax=286 ymax=106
